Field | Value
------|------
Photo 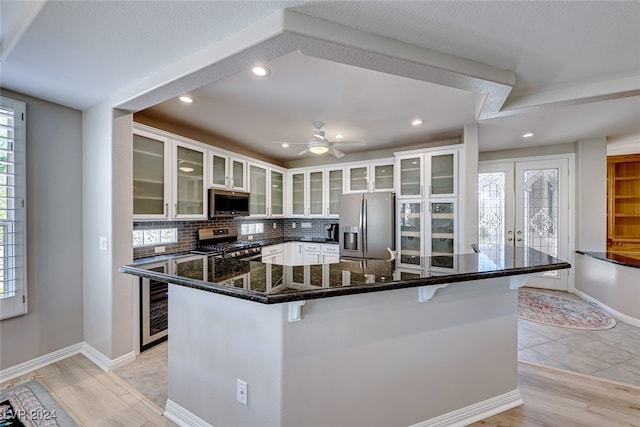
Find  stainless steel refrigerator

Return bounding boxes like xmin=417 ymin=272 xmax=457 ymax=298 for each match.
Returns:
xmin=339 ymin=192 xmax=395 ymax=259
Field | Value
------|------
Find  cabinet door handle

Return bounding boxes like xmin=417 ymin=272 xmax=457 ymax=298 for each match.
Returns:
xmin=231 ymin=177 xmax=234 ymax=188
xmin=428 ymin=185 xmax=432 ymax=197
xmin=420 ymin=185 xmax=423 ymax=197
xmin=225 ymin=176 xmax=229 ymax=187
xmin=164 ymin=203 xmax=168 ymax=218
xmin=174 ymin=203 xmax=177 ymax=216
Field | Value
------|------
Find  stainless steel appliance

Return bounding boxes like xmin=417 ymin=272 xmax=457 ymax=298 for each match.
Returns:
xmin=192 ymin=226 xmax=262 ymax=260
xmin=339 ymin=192 xmax=395 ymax=259
xmin=208 ymin=189 xmax=250 ymax=217
xmin=325 ymin=223 xmax=339 ymax=242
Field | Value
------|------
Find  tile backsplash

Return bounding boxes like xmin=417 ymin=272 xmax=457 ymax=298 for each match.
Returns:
xmin=133 ymin=217 xmax=338 ymax=259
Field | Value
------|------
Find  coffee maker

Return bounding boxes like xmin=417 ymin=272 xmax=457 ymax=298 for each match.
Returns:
xmin=325 ymin=223 xmax=339 ymax=242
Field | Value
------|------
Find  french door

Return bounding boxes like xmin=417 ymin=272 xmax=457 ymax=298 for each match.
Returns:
xmin=478 ymin=157 xmax=571 ymax=291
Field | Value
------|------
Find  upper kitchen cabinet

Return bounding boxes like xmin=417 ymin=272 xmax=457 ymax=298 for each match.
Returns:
xmin=173 ymin=141 xmax=206 ymax=219
xmin=396 ymin=147 xmax=461 ymax=198
xmin=134 ymin=126 xmax=206 ymax=220
xmin=133 ymin=130 xmax=171 ymax=219
xmin=209 ymin=153 xmax=246 ymax=191
xmin=345 ymin=159 xmax=394 ymax=193
xmin=288 ymin=170 xmax=325 ymax=217
xmin=325 ymin=167 xmax=344 ymax=217
xmin=248 ymin=163 xmax=285 ymax=217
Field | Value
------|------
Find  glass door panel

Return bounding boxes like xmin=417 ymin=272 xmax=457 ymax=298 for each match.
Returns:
xmin=398 ymin=201 xmax=422 ymax=267
xmin=292 ymin=173 xmax=305 ymax=215
xmin=519 ymin=168 xmax=559 ymax=255
xmin=431 ymin=202 xmax=455 ymax=255
xmin=175 ymin=145 xmax=204 ymax=216
xmin=309 ymin=171 xmax=324 ymax=215
xmin=133 ymin=134 xmax=166 ymax=216
xmin=478 ymin=168 xmax=513 ymax=260
xmin=349 ymin=166 xmax=368 ymax=192
xmin=211 ymin=154 xmax=227 ymax=187
xmin=231 ymin=159 xmax=245 ymax=190
xmin=430 ymin=153 xmax=454 ymax=195
xmin=270 ymin=170 xmax=283 ymax=215
xmin=374 ymin=164 xmax=394 ymax=190
xmin=328 ymin=169 xmax=343 ymax=216
xmin=399 ymin=157 xmax=421 ymax=196
xmin=249 ymin=165 xmax=267 ymax=215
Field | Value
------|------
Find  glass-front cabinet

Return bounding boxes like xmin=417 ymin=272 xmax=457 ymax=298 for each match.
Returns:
xmin=346 ymin=160 xmax=394 ymax=193
xmin=134 ymin=125 xmax=208 ymax=220
xmin=210 ymin=153 xmax=246 ymax=191
xmin=428 ymin=200 xmax=457 ymax=270
xmin=288 ymin=170 xmax=325 ymax=217
xmin=397 ymin=200 xmax=423 ymax=268
xmin=133 ymin=131 xmax=170 ymax=219
xmin=249 ymin=163 xmax=284 ymax=217
xmin=397 ymin=155 xmax=423 ymax=197
xmin=326 ymin=168 xmax=343 ymax=217
xmin=174 ymin=142 xmax=205 ymax=218
xmin=427 ymin=151 xmax=457 ymax=197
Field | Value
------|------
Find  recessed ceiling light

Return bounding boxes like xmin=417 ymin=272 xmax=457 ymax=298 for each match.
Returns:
xmin=281 ymin=143 xmax=289 ymax=148
xmin=335 ymin=134 xmax=344 ymax=139
xmin=411 ymin=119 xmax=424 ymax=126
xmin=522 ymin=132 xmax=534 ymax=138
xmin=179 ymin=96 xmax=193 ymax=103
xmin=251 ymin=65 xmax=270 ymax=77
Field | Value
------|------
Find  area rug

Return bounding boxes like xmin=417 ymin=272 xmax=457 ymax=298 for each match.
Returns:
xmin=0 ymin=380 xmax=78 ymax=426
xmin=518 ymin=289 xmax=616 ymax=330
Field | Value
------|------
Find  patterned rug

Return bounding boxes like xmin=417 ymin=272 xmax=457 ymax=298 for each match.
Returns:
xmin=0 ymin=381 xmax=77 ymax=426
xmin=518 ymin=289 xmax=617 ymax=330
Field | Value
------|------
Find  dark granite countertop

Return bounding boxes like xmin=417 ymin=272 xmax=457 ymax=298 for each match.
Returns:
xmin=120 ymin=246 xmax=570 ymax=304
xmin=576 ymin=250 xmax=640 ymax=269
xmin=257 ymin=237 xmax=339 ymax=246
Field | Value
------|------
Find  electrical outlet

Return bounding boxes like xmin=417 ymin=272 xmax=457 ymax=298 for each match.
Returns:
xmin=155 ymin=246 xmax=165 ymax=254
xmin=273 ymin=223 xmax=277 ymax=229
xmin=292 ymin=223 xmax=296 ymax=229
xmin=237 ymin=379 xmax=248 ymax=405
xmin=301 ymin=222 xmax=312 ymax=228
xmin=248 ymin=235 xmax=254 ymax=240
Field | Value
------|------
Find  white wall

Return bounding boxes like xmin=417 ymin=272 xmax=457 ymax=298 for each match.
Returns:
xmin=0 ymin=89 xmax=83 ymax=369
xmin=461 ymin=124 xmax=479 ymax=252
xmin=575 ymin=138 xmax=607 ymax=251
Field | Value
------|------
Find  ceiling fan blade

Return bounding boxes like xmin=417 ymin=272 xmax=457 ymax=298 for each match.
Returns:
xmin=332 ymin=139 xmax=366 ymax=147
xmin=292 ymin=148 xmax=309 ymax=157
xmin=327 ymin=147 xmax=345 ymax=158
xmin=271 ymin=141 xmax=308 ymax=145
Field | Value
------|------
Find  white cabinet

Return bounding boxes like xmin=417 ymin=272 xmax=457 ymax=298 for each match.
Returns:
xmin=284 ymin=242 xmax=304 ymax=265
xmin=346 ymin=159 xmax=394 ymax=193
xmin=249 ymin=163 xmax=285 ymax=217
xmin=302 ymin=243 xmax=339 ymax=264
xmin=262 ymin=244 xmax=284 ymax=264
xmin=396 ymin=148 xmax=459 ymax=199
xmin=289 ymin=170 xmax=325 ymax=217
xmin=325 ymin=167 xmax=344 ymax=217
xmin=209 ymin=153 xmax=246 ymax=191
xmin=397 ymin=199 xmax=424 ymax=268
xmin=133 ymin=126 xmax=206 ymax=220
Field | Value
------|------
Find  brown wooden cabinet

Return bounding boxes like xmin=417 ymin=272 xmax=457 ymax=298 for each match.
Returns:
xmin=607 ymin=154 xmax=640 ymax=252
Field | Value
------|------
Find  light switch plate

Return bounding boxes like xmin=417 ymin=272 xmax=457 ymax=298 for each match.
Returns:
xmin=99 ymin=236 xmax=108 ymax=251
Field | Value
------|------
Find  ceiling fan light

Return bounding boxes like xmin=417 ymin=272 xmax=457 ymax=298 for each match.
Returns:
xmin=309 ymin=145 xmax=328 ymax=154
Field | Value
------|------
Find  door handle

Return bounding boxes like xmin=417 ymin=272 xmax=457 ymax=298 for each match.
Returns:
xmin=517 ymin=238 xmax=523 ymax=242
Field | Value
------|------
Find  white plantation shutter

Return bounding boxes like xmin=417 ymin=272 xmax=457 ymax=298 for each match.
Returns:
xmin=0 ymin=97 xmax=27 ymax=319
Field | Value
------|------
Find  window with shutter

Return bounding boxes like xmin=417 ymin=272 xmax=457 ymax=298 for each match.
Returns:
xmin=0 ymin=97 xmax=27 ymax=320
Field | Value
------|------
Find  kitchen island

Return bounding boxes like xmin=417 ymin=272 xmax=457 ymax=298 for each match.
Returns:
xmin=120 ymin=247 xmax=569 ymax=427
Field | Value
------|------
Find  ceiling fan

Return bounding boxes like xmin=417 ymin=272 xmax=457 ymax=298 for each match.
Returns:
xmin=273 ymin=121 xmax=366 ymax=158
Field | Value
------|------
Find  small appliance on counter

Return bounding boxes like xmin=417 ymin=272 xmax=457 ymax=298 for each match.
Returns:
xmin=325 ymin=223 xmax=339 ymax=242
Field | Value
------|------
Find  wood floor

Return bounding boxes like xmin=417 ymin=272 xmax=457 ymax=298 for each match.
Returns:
xmin=0 ymin=353 xmax=176 ymax=426
xmin=1 ymin=354 xmax=639 ymax=426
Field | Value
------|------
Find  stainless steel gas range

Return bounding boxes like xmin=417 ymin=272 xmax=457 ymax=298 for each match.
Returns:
xmin=192 ymin=227 xmax=263 ymax=261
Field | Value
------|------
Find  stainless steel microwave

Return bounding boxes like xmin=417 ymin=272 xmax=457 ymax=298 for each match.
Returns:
xmin=208 ymin=189 xmax=250 ymax=217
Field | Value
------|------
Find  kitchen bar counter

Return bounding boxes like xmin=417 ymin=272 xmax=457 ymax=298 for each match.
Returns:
xmin=120 ymin=246 xmax=569 ymax=304
xmin=576 ymin=250 xmax=640 ymax=268
xmin=121 ymin=247 xmax=569 ymax=427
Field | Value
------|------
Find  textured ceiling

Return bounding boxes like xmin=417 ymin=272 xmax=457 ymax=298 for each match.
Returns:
xmin=1 ymin=1 xmax=639 ymax=159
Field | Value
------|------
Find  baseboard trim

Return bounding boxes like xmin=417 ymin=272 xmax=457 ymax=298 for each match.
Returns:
xmin=165 ymin=399 xmax=212 ymax=427
xmin=81 ymin=342 xmax=136 ymax=372
xmin=409 ymin=389 xmax=524 ymax=427
xmin=572 ymin=289 xmax=640 ymax=327
xmin=0 ymin=343 xmax=83 ymax=384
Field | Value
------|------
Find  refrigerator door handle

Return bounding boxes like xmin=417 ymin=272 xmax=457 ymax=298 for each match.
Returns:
xmin=363 ymin=198 xmax=368 ymax=254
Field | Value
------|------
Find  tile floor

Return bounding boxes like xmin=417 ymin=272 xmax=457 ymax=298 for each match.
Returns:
xmin=114 ymin=288 xmax=640 ymax=410
xmin=518 ymin=288 xmax=640 ymax=387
